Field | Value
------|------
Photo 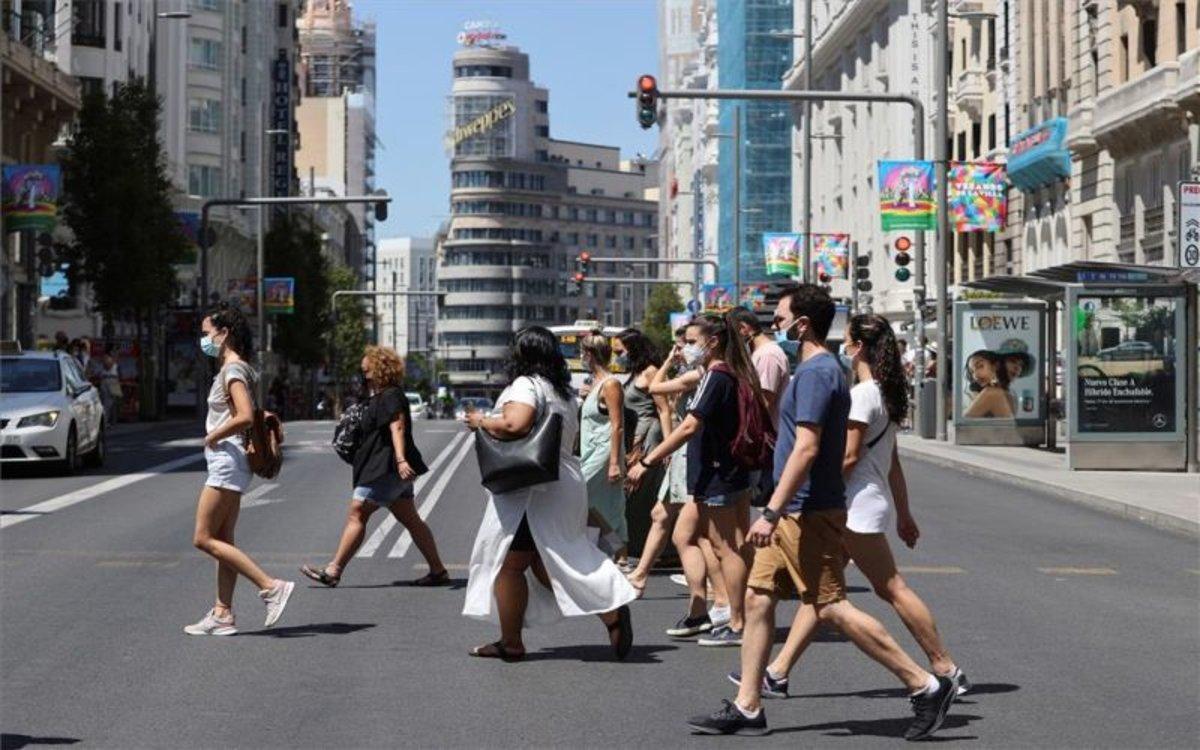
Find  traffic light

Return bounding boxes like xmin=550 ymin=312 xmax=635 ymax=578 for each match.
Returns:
xmin=571 ymin=272 xmax=586 ymax=295
xmin=893 ymin=236 xmax=912 ymax=282
xmin=635 ymin=75 xmax=659 ymax=129
xmin=854 ymin=253 xmax=872 ymax=293
xmin=372 ymin=189 xmax=389 ymax=222
xmin=570 ymin=252 xmax=591 ymax=296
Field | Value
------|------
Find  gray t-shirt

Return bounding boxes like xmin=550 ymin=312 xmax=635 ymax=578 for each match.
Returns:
xmin=205 ymin=361 xmax=257 ymax=436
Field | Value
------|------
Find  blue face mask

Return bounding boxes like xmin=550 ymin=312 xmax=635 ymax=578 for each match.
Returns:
xmin=614 ymin=353 xmax=630 ymax=370
xmin=199 ymin=335 xmax=220 ymax=358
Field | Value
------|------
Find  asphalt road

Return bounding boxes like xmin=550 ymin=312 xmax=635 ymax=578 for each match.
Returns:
xmin=1 ymin=419 xmax=1197 ymax=749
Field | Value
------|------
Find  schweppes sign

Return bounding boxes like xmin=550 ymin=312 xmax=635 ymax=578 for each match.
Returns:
xmin=449 ymin=99 xmax=516 ymax=148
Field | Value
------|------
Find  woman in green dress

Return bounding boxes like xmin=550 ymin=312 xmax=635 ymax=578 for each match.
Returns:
xmin=579 ymin=333 xmax=627 ymax=562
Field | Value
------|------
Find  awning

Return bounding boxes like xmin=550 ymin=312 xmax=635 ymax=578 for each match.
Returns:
xmin=963 ymin=261 xmax=1190 ymax=299
xmin=1007 ymin=117 xmax=1071 ymax=192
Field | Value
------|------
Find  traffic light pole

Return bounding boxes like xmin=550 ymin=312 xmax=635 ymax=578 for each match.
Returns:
xmin=934 ymin=2 xmax=950 ymax=441
xmin=637 ymin=86 xmax=929 ymax=434
xmin=582 ymin=256 xmax=718 ymax=308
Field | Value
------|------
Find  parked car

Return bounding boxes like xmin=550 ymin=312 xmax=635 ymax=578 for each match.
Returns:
xmin=1 ymin=346 xmax=105 ymax=473
xmin=1096 ymin=340 xmax=1154 ymax=361
xmin=405 ymin=391 xmax=427 ymax=420
xmin=454 ymin=397 xmax=494 ymax=421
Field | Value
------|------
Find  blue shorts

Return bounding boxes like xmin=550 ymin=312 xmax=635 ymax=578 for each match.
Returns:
xmin=352 ymin=472 xmax=415 ymax=505
xmin=697 ymin=488 xmax=753 ymax=508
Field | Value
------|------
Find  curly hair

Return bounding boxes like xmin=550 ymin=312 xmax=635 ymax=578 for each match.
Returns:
xmin=205 ymin=303 xmax=253 ymax=357
xmin=848 ymin=314 xmax=908 ymax=424
xmin=506 ymin=326 xmax=573 ymax=401
xmin=362 ymin=345 xmax=406 ymax=389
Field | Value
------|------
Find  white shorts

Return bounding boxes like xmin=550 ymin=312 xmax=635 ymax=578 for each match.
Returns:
xmin=204 ymin=441 xmax=252 ymax=493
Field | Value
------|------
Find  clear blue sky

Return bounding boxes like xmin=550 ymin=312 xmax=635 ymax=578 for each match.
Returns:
xmin=356 ymin=0 xmax=660 ymax=240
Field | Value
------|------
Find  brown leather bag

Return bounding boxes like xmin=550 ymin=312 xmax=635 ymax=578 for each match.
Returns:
xmin=225 ymin=375 xmax=284 ymax=479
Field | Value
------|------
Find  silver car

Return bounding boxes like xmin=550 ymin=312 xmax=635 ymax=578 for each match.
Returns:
xmin=1 ymin=349 xmax=106 ymax=473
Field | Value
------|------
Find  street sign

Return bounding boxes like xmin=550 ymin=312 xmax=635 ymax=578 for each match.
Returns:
xmin=686 ymin=298 xmax=701 ymax=314
xmin=263 ymin=277 xmax=295 ymax=314
xmin=1177 ymin=181 xmax=1200 ymax=269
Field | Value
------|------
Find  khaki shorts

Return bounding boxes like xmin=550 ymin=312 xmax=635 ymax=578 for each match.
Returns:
xmin=746 ymin=509 xmax=847 ymax=605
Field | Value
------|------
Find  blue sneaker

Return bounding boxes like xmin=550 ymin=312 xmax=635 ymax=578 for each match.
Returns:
xmin=687 ymin=699 xmax=769 ymax=736
xmin=665 ymin=613 xmax=712 ymax=638
xmin=697 ymin=624 xmax=742 ymax=647
xmin=727 ymin=668 xmax=789 ymax=699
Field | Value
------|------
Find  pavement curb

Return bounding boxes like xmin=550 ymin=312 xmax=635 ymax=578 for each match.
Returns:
xmin=899 ymin=447 xmax=1200 ymax=540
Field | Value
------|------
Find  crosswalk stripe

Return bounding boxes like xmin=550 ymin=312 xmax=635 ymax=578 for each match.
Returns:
xmin=388 ymin=434 xmax=475 ymax=558
xmin=356 ymin=431 xmax=466 ymax=558
xmin=1037 ymin=566 xmax=1117 ymax=575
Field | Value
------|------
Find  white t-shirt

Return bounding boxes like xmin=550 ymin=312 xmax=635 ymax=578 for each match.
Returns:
xmin=845 ymin=380 xmax=896 ymax=534
xmin=495 ymin=376 xmax=579 ymax=460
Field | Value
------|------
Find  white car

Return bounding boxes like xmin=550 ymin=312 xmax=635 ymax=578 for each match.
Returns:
xmin=1 ymin=348 xmax=105 ymax=473
xmin=405 ymin=391 xmax=427 ymax=420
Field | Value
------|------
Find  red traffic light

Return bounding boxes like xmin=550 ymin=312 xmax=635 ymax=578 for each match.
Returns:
xmin=893 ymin=236 xmax=912 ymax=252
xmin=572 ymin=272 xmax=585 ymax=282
xmin=578 ymin=251 xmax=591 ymax=263
xmin=638 ymin=75 xmax=657 ymax=92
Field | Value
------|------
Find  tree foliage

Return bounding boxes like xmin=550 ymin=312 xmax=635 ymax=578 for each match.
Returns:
xmin=264 ymin=215 xmax=329 ymax=367
xmin=59 ymin=81 xmax=187 ymax=320
xmin=642 ymin=284 xmax=685 ymax=354
xmin=328 ymin=263 xmax=367 ymax=385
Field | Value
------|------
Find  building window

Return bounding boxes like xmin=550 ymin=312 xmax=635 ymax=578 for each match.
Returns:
xmin=79 ymin=76 xmax=104 ymax=100
xmin=189 ymin=38 xmax=223 ymax=71
xmin=1119 ymin=34 xmax=1130 ymax=84
xmin=188 ymin=165 xmax=223 ymax=197
xmin=624 ymin=236 xmax=635 ymax=250
xmin=189 ymin=0 xmax=221 ymax=10
xmin=536 ymin=125 xmax=549 ymax=137
xmin=987 ymin=114 xmax=996 ymax=152
xmin=278 ymin=2 xmax=289 ymax=28
xmin=114 ymin=4 xmax=122 ymax=51
xmin=605 ymin=235 xmax=617 ymax=249
xmin=188 ymin=99 xmax=223 ymax=133
xmin=971 ymin=121 xmax=982 ymax=157
xmin=72 ymin=0 xmax=106 ymax=48
xmin=536 ymin=100 xmax=548 ymax=113
xmin=536 ymin=149 xmax=548 ymax=162
xmin=453 ymin=65 xmax=514 ymax=78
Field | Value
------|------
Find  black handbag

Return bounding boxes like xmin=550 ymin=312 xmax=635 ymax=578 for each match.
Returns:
xmin=475 ymin=383 xmax=563 ymax=494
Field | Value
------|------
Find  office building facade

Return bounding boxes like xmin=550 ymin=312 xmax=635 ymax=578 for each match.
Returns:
xmin=377 ymin=237 xmax=436 ymax=359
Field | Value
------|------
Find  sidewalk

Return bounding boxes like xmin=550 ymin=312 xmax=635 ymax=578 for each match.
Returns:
xmin=898 ymin=433 xmax=1200 ymax=538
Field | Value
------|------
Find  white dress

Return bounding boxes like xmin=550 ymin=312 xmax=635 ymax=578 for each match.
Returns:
xmin=463 ymin=376 xmax=638 ymax=627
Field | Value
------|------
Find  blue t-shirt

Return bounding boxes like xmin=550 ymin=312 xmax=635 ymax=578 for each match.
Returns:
xmin=686 ymin=368 xmax=751 ymax=498
xmin=774 ymin=352 xmax=851 ymax=513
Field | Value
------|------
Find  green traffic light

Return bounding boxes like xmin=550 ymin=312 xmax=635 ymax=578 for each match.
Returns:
xmin=638 ymin=107 xmax=656 ymax=129
xmin=894 ymin=267 xmax=911 ymax=282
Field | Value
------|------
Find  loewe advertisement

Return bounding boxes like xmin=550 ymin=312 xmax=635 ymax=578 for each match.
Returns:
xmin=955 ymin=302 xmax=1044 ymax=425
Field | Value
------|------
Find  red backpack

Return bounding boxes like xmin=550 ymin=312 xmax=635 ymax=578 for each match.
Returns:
xmin=711 ymin=363 xmax=776 ymax=470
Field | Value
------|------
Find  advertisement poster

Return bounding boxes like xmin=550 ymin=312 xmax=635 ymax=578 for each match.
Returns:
xmin=226 ymin=278 xmax=257 ymax=315
xmin=263 ymin=277 xmax=295 ymax=314
xmin=955 ymin=302 xmax=1044 ymax=424
xmin=948 ymin=162 xmax=1007 ymax=232
xmin=700 ymin=283 xmax=770 ymax=313
xmin=2 ymin=164 xmax=60 ymax=233
xmin=812 ymin=234 xmax=850 ymax=279
xmin=877 ymin=160 xmax=935 ymax=230
xmin=762 ymin=233 xmax=800 ymax=276
xmin=1074 ymin=296 xmax=1179 ymax=434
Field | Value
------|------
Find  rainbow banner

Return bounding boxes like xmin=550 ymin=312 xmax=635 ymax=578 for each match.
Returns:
xmin=812 ymin=234 xmax=850 ymax=280
xmin=2 ymin=165 xmax=60 ymax=233
xmin=948 ymin=162 xmax=1007 ymax=232
xmin=701 ymin=283 xmax=771 ymax=313
xmin=877 ymin=160 xmax=935 ymax=230
xmin=762 ymin=233 xmax=801 ymax=276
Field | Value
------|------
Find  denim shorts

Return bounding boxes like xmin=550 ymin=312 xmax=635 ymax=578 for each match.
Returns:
xmin=353 ymin=472 xmax=415 ymax=505
xmin=697 ymin=487 xmax=753 ymax=508
xmin=204 ymin=441 xmax=252 ymax=494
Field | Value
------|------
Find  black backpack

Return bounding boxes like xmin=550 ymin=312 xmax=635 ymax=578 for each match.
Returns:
xmin=332 ymin=402 xmax=367 ymax=464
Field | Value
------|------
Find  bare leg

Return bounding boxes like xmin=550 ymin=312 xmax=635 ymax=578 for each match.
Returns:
xmin=698 ymin=536 xmax=729 ymax=608
xmin=390 ymin=497 xmax=447 ymax=575
xmin=326 ymin=500 xmax=379 ymax=575
xmin=817 ymin=600 xmax=931 ymax=692
xmin=628 ymin=501 xmax=678 ymax=588
xmin=213 ymin=498 xmax=240 ymax=616
xmin=193 ymin=486 xmax=274 ymax=592
xmin=735 ymin=587 xmax=779 ymax=712
xmin=671 ymin=501 xmax=708 ymax=618
xmin=847 ymin=532 xmax=957 ymax=675
xmin=493 ymin=551 xmax=535 ymax=654
xmin=767 ymin=603 xmax=820 ymax=679
xmin=704 ymin=505 xmax=751 ymax=631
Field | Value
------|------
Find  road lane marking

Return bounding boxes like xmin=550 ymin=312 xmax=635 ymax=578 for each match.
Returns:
xmin=412 ymin=563 xmax=469 ymax=571
xmin=1037 ymin=566 xmax=1118 ymax=576
xmin=0 ymin=452 xmax=205 ymax=530
xmin=897 ymin=565 xmax=965 ymax=574
xmin=96 ymin=559 xmax=179 ymax=568
xmin=356 ymin=431 xmax=467 ymax=558
xmin=388 ymin=434 xmax=475 ymax=558
xmin=241 ymin=483 xmax=281 ymax=509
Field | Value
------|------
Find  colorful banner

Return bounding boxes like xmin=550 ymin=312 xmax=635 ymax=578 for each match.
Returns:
xmin=263 ymin=277 xmax=295 ymax=314
xmin=701 ymin=283 xmax=770 ymax=313
xmin=2 ymin=165 xmax=61 ymax=233
xmin=812 ymin=233 xmax=850 ymax=280
xmin=877 ymin=160 xmax=936 ymax=230
xmin=226 ymin=278 xmax=257 ymax=315
xmin=948 ymin=162 xmax=1007 ymax=232
xmin=762 ymin=233 xmax=800 ymax=276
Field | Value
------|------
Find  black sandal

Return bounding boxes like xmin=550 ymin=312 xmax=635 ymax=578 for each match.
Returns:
xmin=469 ymin=640 xmax=525 ymax=662
xmin=606 ymin=605 xmax=633 ymax=661
xmin=412 ymin=569 xmax=451 ymax=587
xmin=300 ymin=564 xmax=340 ymax=588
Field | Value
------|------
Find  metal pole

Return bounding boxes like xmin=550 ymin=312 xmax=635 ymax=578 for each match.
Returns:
xmin=801 ymin=0 xmax=813 ymax=281
xmin=1045 ymin=300 xmax=1057 ymax=450
xmin=850 ymin=240 xmax=859 ymax=314
xmin=1187 ymin=282 xmax=1199 ymax=473
xmin=255 ymin=104 xmax=266 ymax=407
xmin=934 ymin=0 xmax=950 ymax=441
xmin=733 ymin=105 xmax=742 ymax=305
xmin=391 ymin=270 xmax=397 ymax=352
xmin=912 ymin=115 xmax=928 ymax=440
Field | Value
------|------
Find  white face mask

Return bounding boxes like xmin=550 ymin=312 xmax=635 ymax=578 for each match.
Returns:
xmin=681 ymin=343 xmax=705 ymax=366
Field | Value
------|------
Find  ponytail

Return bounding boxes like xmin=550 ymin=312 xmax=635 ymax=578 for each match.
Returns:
xmin=848 ymin=314 xmax=907 ymax=424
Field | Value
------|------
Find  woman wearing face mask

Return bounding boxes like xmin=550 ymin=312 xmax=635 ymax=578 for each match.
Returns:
xmin=185 ymin=305 xmax=295 ymax=636
xmin=579 ymin=333 xmax=628 ymax=563
xmin=301 ymin=346 xmax=448 ymax=588
xmin=627 ymin=313 xmax=761 ymax=647
xmin=745 ymin=314 xmax=968 ymax=695
xmin=613 ymin=328 xmax=669 ymax=562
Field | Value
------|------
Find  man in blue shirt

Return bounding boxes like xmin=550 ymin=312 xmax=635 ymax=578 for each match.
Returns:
xmin=688 ymin=285 xmax=956 ymax=740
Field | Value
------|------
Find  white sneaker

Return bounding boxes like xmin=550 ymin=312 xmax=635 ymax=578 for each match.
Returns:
xmin=669 ymin=573 xmax=688 ymax=587
xmin=259 ymin=580 xmax=295 ymax=628
xmin=183 ymin=609 xmax=238 ymax=636
xmin=708 ymin=604 xmax=731 ymax=628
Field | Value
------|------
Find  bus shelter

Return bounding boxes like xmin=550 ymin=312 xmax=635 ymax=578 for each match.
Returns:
xmin=963 ymin=262 xmax=1197 ymax=472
